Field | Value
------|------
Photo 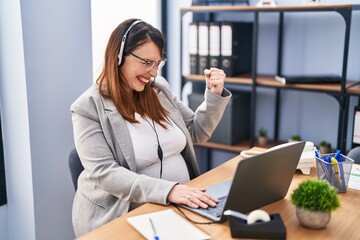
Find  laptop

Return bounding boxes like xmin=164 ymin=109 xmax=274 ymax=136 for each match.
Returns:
xmin=180 ymin=141 xmax=306 ymax=222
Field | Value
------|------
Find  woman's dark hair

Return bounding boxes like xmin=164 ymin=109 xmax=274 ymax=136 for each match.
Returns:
xmin=97 ymin=19 xmax=169 ymax=127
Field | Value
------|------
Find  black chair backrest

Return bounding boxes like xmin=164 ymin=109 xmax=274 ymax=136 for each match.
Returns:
xmin=347 ymin=146 xmax=360 ymax=164
xmin=68 ymin=148 xmax=84 ymax=190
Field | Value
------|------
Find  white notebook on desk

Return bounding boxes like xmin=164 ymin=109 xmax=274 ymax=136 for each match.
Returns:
xmin=348 ymin=163 xmax=360 ymax=190
xmin=127 ymin=209 xmax=210 ymax=240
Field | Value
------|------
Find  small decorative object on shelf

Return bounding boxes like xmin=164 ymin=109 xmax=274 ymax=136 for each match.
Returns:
xmin=319 ymin=140 xmax=331 ymax=154
xmin=290 ymin=179 xmax=340 ymax=229
xmin=256 ymin=0 xmax=277 ymax=7
xmin=288 ymin=134 xmax=302 ymax=143
xmin=303 ymin=0 xmax=326 ymax=6
xmin=192 ymin=0 xmax=250 ymax=6
xmin=258 ymin=127 xmax=268 ymax=147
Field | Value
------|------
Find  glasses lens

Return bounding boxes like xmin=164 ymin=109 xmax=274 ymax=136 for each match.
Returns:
xmin=142 ymin=59 xmax=166 ymax=71
xmin=144 ymin=61 xmax=156 ymax=71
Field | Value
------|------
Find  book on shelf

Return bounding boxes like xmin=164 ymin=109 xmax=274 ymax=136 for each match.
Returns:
xmin=274 ymin=75 xmax=342 ymax=85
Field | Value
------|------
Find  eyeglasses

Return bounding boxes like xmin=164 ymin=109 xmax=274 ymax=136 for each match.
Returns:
xmin=129 ymin=52 xmax=166 ymax=71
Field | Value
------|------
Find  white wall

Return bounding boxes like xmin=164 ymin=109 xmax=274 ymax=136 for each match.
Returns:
xmin=0 ymin=0 xmax=92 ymax=239
xmin=0 ymin=205 xmax=8 ymax=239
xmin=0 ymin=1 xmax=162 ymax=240
xmin=167 ymin=0 xmax=193 ymax=104
xmin=91 ymin=0 xmax=161 ymax=81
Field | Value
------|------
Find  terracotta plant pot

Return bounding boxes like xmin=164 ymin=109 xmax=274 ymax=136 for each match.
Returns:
xmin=258 ymin=136 xmax=268 ymax=147
xmin=296 ymin=207 xmax=331 ymax=229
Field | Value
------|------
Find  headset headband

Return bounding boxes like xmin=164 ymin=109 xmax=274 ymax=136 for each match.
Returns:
xmin=118 ymin=20 xmax=142 ymax=66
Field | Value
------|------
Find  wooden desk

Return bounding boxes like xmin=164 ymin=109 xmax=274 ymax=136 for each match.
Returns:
xmin=78 ymin=148 xmax=360 ymax=240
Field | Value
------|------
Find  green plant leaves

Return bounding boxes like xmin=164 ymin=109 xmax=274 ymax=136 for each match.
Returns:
xmin=291 ymin=179 xmax=340 ymax=212
xmin=259 ymin=128 xmax=267 ymax=137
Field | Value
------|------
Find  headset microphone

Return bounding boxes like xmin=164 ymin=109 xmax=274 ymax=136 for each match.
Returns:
xmin=118 ymin=20 xmax=142 ymax=66
xmin=150 ymin=77 xmax=156 ymax=87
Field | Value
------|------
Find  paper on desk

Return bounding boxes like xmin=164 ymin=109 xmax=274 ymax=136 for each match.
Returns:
xmin=127 ymin=209 xmax=210 ymax=240
xmin=348 ymin=163 xmax=360 ymax=190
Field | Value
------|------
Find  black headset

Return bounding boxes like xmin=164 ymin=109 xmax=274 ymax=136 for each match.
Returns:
xmin=117 ymin=20 xmax=142 ymax=66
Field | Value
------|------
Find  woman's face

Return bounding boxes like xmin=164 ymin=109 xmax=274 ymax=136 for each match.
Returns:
xmin=121 ymin=41 xmax=162 ymax=92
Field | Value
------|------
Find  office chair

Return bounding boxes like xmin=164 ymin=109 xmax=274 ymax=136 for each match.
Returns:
xmin=68 ymin=148 xmax=84 ymax=191
xmin=347 ymin=146 xmax=360 ymax=164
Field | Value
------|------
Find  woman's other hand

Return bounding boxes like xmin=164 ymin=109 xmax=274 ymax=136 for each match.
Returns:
xmin=167 ymin=184 xmax=218 ymax=209
xmin=204 ymin=68 xmax=226 ymax=96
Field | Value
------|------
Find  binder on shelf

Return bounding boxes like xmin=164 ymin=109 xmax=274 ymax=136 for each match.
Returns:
xmin=188 ymin=23 xmax=198 ymax=75
xmin=220 ymin=22 xmax=253 ymax=77
xmin=198 ymin=22 xmax=209 ymax=75
xmin=209 ymin=22 xmax=221 ymax=69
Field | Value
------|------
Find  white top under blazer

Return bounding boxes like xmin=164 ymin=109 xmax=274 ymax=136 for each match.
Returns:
xmin=126 ymin=113 xmax=189 ymax=183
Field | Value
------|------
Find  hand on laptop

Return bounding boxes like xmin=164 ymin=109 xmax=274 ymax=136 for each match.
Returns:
xmin=167 ymin=184 xmax=218 ymax=209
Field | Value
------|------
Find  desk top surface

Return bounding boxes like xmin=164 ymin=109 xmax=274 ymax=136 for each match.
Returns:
xmin=78 ymin=148 xmax=360 ymax=240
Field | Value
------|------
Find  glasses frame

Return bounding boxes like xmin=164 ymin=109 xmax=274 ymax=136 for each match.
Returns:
xmin=129 ymin=52 xmax=166 ymax=71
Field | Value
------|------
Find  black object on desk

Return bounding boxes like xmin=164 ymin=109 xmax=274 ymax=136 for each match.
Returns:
xmin=275 ymin=75 xmax=341 ymax=85
xmin=227 ymin=214 xmax=286 ymax=239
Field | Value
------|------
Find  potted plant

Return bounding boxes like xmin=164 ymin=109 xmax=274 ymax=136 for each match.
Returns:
xmin=288 ymin=134 xmax=302 ymax=143
xmin=290 ymin=179 xmax=340 ymax=229
xmin=319 ymin=140 xmax=331 ymax=154
xmin=258 ymin=127 xmax=268 ymax=147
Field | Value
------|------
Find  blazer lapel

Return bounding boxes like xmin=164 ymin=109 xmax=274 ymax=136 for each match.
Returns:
xmin=155 ymin=78 xmax=200 ymax=178
xmin=158 ymin=93 xmax=189 ymax=139
xmin=154 ymin=79 xmax=192 ymax=144
xmin=102 ymin=97 xmax=137 ymax=172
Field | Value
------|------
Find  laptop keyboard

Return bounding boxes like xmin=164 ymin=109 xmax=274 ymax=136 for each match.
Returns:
xmin=199 ymin=195 xmax=227 ymax=218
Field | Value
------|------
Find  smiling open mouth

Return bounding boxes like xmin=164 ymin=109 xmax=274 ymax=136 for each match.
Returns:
xmin=137 ymin=76 xmax=149 ymax=85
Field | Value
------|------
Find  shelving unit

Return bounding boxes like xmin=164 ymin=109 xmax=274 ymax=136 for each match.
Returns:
xmin=180 ymin=4 xmax=360 ymax=153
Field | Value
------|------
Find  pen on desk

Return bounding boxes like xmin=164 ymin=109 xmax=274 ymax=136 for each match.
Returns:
xmin=149 ymin=217 xmax=160 ymax=240
xmin=334 ymin=150 xmax=346 ymax=189
xmin=315 ymin=148 xmax=328 ymax=180
xmin=331 ymin=157 xmax=343 ymax=186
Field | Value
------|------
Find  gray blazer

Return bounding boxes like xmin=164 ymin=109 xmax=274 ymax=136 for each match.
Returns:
xmin=71 ymin=76 xmax=231 ymax=236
